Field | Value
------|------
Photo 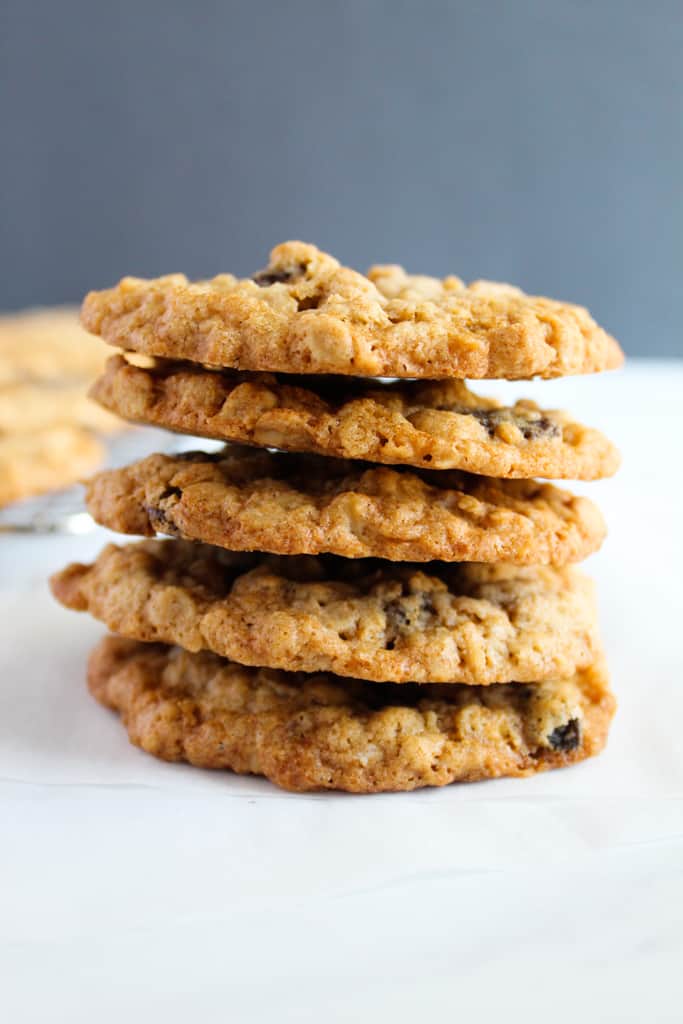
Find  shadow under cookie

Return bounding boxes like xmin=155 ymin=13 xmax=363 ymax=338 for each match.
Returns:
xmin=88 ymin=634 xmax=616 ymax=793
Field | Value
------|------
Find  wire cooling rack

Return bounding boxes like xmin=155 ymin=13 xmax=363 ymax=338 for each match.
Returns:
xmin=0 ymin=428 xmax=222 ymax=535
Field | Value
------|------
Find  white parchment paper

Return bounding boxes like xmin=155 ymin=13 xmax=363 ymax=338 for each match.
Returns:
xmin=2 ymin=363 xmax=682 ymax=1023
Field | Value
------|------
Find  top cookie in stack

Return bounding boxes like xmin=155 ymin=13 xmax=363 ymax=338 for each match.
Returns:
xmin=50 ymin=243 xmax=621 ymax=793
xmin=80 ymin=240 xmax=622 ymax=380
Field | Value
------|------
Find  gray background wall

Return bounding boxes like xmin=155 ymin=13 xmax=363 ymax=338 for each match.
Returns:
xmin=0 ymin=0 xmax=681 ymax=357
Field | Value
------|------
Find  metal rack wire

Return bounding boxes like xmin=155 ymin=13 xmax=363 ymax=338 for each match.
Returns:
xmin=0 ymin=428 xmax=219 ymax=535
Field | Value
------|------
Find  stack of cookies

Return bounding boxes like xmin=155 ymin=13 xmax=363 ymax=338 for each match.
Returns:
xmin=50 ymin=242 xmax=622 ymax=793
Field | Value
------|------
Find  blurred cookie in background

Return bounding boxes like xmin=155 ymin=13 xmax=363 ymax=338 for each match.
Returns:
xmin=0 ymin=306 xmax=124 ymax=507
xmin=0 ymin=426 xmax=104 ymax=508
xmin=0 ymin=306 xmax=115 ymax=385
xmin=0 ymin=379 xmax=121 ymax=434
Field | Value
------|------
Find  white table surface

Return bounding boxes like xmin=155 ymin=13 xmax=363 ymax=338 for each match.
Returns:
xmin=2 ymin=360 xmax=682 ymax=1022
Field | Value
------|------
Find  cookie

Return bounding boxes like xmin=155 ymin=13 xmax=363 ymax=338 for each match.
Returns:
xmin=88 ymin=635 xmax=615 ymax=793
xmin=91 ymin=356 xmax=620 ymax=480
xmin=0 ymin=426 xmax=104 ymax=507
xmin=0 ymin=381 xmax=122 ymax=434
xmin=85 ymin=448 xmax=606 ymax=565
xmin=51 ymin=540 xmax=599 ymax=685
xmin=0 ymin=306 xmax=114 ymax=386
xmin=80 ymin=241 xmax=623 ymax=380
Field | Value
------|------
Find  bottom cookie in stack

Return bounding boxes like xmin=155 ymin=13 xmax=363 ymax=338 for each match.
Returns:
xmin=88 ymin=634 xmax=614 ymax=793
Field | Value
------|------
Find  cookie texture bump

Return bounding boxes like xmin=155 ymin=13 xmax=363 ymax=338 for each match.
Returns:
xmin=85 ymin=448 xmax=606 ymax=565
xmin=91 ymin=356 xmax=620 ymax=480
xmin=51 ymin=540 xmax=600 ymax=685
xmin=88 ymin=635 xmax=615 ymax=793
xmin=81 ymin=242 xmax=623 ymax=380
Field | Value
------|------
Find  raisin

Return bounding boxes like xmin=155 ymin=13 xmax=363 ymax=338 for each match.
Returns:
xmin=518 ymin=415 xmax=560 ymax=441
xmin=469 ymin=408 xmax=560 ymax=441
xmin=252 ymin=263 xmax=306 ymax=286
xmin=384 ymin=593 xmax=434 ymax=646
xmin=146 ymin=485 xmax=182 ymax=536
xmin=146 ymin=505 xmax=181 ymax=537
xmin=386 ymin=603 xmax=410 ymax=631
xmin=158 ymin=485 xmax=182 ymax=501
xmin=469 ymin=409 xmax=499 ymax=438
xmin=296 ymin=293 xmax=321 ymax=311
xmin=547 ymin=718 xmax=581 ymax=751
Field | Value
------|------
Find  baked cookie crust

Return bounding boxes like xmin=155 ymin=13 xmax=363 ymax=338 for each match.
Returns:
xmin=88 ymin=635 xmax=615 ymax=793
xmin=91 ymin=356 xmax=620 ymax=480
xmin=81 ymin=241 xmax=623 ymax=380
xmin=51 ymin=540 xmax=600 ymax=685
xmin=85 ymin=448 xmax=606 ymax=565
